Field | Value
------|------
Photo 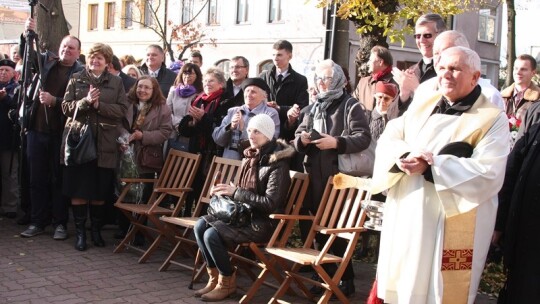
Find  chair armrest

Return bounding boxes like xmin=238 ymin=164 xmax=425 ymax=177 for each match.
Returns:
xmin=120 ymin=177 xmax=157 ymax=183
xmin=269 ymin=214 xmax=315 ymax=220
xmin=320 ymin=227 xmax=366 ymax=234
xmin=154 ymin=187 xmax=193 ymax=193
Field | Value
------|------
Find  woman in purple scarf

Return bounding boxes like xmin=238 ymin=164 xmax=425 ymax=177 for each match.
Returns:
xmin=166 ymin=63 xmax=203 ymax=152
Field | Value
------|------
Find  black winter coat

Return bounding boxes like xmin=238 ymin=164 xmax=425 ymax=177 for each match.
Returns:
xmin=259 ymin=65 xmax=308 ymax=141
xmin=495 ymin=101 xmax=540 ymax=302
xmin=294 ymin=93 xmax=371 ymax=211
xmin=202 ymin=139 xmax=294 ymax=247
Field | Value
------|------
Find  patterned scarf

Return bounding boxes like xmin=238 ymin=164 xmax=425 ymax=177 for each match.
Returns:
xmin=133 ymin=102 xmax=151 ymax=131
xmin=310 ymin=64 xmax=346 ymax=133
xmin=176 ymin=84 xmax=197 ymax=98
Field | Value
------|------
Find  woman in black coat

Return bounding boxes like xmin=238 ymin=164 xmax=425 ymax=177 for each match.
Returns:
xmin=193 ymin=114 xmax=294 ymax=301
xmin=294 ymin=59 xmax=371 ymax=297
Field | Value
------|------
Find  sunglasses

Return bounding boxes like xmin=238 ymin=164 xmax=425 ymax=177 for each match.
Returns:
xmin=414 ymin=33 xmax=435 ymax=39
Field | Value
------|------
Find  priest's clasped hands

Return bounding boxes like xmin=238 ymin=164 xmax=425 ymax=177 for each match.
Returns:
xmin=397 ymin=151 xmax=433 ymax=176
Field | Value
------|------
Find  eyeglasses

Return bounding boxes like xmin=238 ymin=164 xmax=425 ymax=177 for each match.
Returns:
xmin=229 ymin=65 xmax=246 ymax=70
xmin=315 ymin=76 xmax=333 ymax=82
xmin=182 ymin=71 xmax=195 ymax=76
xmin=414 ymin=33 xmax=435 ymax=39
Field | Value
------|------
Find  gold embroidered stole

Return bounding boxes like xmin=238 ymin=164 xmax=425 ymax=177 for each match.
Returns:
xmin=432 ymin=94 xmax=499 ymax=304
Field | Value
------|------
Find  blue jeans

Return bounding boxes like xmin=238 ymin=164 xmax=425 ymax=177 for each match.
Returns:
xmin=26 ymin=131 xmax=67 ymax=228
xmin=194 ymin=218 xmax=233 ymax=276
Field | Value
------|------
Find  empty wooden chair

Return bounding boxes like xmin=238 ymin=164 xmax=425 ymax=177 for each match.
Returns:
xmin=113 ymin=149 xmax=201 ymax=263
xmin=241 ymin=173 xmax=370 ymax=304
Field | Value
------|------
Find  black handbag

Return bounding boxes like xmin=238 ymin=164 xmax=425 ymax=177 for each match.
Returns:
xmin=207 ymin=195 xmax=252 ymax=227
xmin=64 ymin=105 xmax=97 ymax=166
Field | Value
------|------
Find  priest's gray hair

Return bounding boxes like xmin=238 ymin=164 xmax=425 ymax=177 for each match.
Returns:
xmin=442 ymin=46 xmax=481 ymax=72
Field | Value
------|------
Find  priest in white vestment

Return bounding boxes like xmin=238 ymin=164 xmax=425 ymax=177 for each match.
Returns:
xmin=372 ymin=46 xmax=510 ymax=304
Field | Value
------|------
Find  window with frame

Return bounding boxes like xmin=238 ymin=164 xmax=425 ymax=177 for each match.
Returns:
xmin=216 ymin=59 xmax=230 ymax=79
xmin=207 ymin=0 xmax=219 ymax=25
xmin=123 ymin=0 xmax=134 ymax=28
xmin=478 ymin=7 xmax=497 ymax=43
xmin=268 ymin=0 xmax=281 ymax=23
xmin=89 ymin=4 xmax=98 ymax=30
xmin=144 ymin=0 xmax=154 ymax=27
xmin=182 ymin=0 xmax=194 ymax=24
xmin=236 ymin=0 xmax=249 ymax=24
xmin=258 ymin=59 xmax=273 ymax=74
xmin=105 ymin=2 xmax=115 ymax=29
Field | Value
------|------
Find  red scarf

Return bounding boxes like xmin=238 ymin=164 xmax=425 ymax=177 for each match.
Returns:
xmin=372 ymin=66 xmax=393 ymax=82
xmin=198 ymin=88 xmax=224 ymax=103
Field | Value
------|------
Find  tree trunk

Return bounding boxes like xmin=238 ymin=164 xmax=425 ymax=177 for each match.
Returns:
xmin=505 ymin=0 xmax=516 ymax=88
xmin=35 ymin=0 xmax=69 ymax=53
xmin=355 ymin=32 xmax=388 ymax=78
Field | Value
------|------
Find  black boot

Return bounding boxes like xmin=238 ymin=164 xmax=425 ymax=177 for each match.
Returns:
xmin=90 ymin=204 xmax=105 ymax=247
xmin=72 ymin=205 xmax=88 ymax=251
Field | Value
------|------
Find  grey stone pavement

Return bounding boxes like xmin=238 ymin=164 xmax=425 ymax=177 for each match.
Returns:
xmin=0 ymin=216 xmax=498 ymax=303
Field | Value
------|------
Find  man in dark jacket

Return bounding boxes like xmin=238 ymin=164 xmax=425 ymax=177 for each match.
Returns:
xmin=139 ymin=44 xmax=176 ymax=96
xmin=19 ymin=17 xmax=84 ymax=239
xmin=259 ymin=40 xmax=308 ymax=142
xmin=493 ymin=101 xmax=540 ymax=303
xmin=108 ymin=55 xmax=135 ymax=93
xmin=222 ymin=56 xmax=249 ymax=110
xmin=0 ymin=59 xmax=20 ymax=219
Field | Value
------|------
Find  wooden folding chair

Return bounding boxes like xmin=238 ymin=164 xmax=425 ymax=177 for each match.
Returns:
xmin=113 ymin=149 xmax=201 ymax=263
xmin=230 ymin=170 xmax=309 ymax=292
xmin=158 ymin=156 xmax=242 ymax=277
xmin=244 ymin=173 xmax=370 ymax=304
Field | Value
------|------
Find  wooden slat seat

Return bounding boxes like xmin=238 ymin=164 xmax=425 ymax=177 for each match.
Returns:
xmin=113 ymin=149 xmax=201 ymax=264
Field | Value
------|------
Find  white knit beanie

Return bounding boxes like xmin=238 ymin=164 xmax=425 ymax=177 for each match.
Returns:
xmin=247 ymin=114 xmax=275 ymax=140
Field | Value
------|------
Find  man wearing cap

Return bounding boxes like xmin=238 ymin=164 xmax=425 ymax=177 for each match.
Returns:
xmin=19 ymin=17 xmax=84 ymax=238
xmin=213 ymin=78 xmax=280 ymax=160
xmin=0 ymin=59 xmax=20 ymax=219
xmin=369 ymin=81 xmax=398 ymax=142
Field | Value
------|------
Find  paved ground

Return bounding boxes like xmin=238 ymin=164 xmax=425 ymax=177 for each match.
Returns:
xmin=0 ymin=216 xmax=498 ymax=303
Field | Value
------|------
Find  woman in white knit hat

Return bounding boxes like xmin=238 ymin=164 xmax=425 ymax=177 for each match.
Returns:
xmin=193 ymin=113 xmax=295 ymax=301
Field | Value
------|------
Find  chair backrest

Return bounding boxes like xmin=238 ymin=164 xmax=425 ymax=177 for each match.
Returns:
xmin=268 ymin=170 xmax=310 ymax=247
xmin=191 ymin=156 xmax=243 ymax=217
xmin=308 ymin=175 xmax=370 ymax=243
xmin=151 ymin=149 xmax=201 ymax=215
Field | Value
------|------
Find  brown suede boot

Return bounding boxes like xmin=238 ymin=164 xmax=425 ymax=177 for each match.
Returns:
xmin=201 ymin=268 xmax=237 ymax=301
xmin=194 ymin=267 xmax=219 ymax=297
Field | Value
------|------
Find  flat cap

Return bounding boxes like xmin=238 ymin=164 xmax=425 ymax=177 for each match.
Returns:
xmin=0 ymin=59 xmax=16 ymax=69
xmin=241 ymin=77 xmax=270 ymax=94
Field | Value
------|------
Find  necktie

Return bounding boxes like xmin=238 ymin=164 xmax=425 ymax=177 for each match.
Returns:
xmin=276 ymin=74 xmax=283 ymax=87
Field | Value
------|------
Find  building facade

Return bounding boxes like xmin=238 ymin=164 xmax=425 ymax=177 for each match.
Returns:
xmin=77 ymin=0 xmax=502 ymax=85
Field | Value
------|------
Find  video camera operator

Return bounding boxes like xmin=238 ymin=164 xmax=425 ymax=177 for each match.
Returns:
xmin=19 ymin=17 xmax=84 ymax=240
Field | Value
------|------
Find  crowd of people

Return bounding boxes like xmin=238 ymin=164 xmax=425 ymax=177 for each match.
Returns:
xmin=0 ymin=12 xmax=539 ymax=303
